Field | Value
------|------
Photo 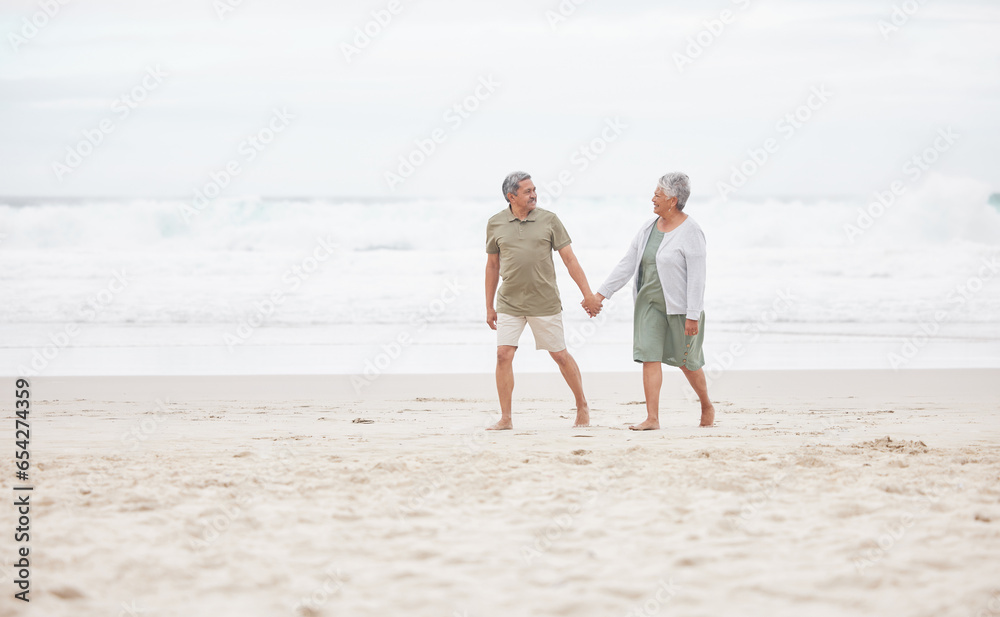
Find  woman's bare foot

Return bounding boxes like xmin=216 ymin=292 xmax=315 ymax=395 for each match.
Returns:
xmin=629 ymin=418 xmax=660 ymax=431
xmin=700 ymin=402 xmax=715 ymax=427
xmin=487 ymin=417 xmax=513 ymax=431
xmin=573 ymin=405 xmax=590 ymax=428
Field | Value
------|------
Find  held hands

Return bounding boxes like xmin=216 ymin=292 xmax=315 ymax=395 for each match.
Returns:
xmin=581 ymin=293 xmax=604 ymax=318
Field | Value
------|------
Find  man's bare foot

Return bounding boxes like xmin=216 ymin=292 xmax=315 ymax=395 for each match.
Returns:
xmin=573 ymin=406 xmax=590 ymax=428
xmin=700 ymin=402 xmax=715 ymax=427
xmin=487 ymin=417 xmax=513 ymax=431
xmin=629 ymin=419 xmax=660 ymax=431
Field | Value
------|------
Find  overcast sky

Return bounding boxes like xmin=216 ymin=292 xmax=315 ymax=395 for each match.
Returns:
xmin=1 ymin=0 xmax=998 ymax=200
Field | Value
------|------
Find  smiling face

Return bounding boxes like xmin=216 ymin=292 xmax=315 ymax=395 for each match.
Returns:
xmin=508 ymin=179 xmax=537 ymax=212
xmin=652 ymin=186 xmax=677 ymax=217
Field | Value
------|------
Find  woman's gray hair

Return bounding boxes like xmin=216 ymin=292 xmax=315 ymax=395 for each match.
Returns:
xmin=502 ymin=171 xmax=532 ymax=202
xmin=657 ymin=172 xmax=691 ymax=211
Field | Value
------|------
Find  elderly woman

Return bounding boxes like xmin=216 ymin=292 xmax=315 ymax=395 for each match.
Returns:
xmin=586 ymin=172 xmax=714 ymax=429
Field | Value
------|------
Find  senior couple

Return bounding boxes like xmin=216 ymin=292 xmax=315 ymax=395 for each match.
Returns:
xmin=485 ymin=171 xmax=714 ymax=431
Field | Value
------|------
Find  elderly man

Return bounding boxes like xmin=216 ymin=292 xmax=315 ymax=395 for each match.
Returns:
xmin=485 ymin=171 xmax=603 ymax=430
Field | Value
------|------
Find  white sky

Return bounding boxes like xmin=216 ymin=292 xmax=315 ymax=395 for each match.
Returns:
xmin=1 ymin=0 xmax=998 ymax=200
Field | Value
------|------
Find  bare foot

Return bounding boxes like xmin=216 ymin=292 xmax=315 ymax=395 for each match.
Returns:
xmin=487 ymin=417 xmax=513 ymax=431
xmin=573 ymin=406 xmax=590 ymax=428
xmin=700 ymin=402 xmax=715 ymax=427
xmin=629 ymin=419 xmax=660 ymax=431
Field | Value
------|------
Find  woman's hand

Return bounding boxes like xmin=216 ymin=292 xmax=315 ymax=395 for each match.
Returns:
xmin=582 ymin=294 xmax=604 ymax=317
xmin=685 ymin=319 xmax=699 ymax=336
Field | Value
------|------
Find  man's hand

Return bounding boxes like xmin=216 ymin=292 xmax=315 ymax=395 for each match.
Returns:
xmin=487 ymin=307 xmax=498 ymax=330
xmin=582 ymin=293 xmax=604 ymax=318
xmin=685 ymin=319 xmax=699 ymax=336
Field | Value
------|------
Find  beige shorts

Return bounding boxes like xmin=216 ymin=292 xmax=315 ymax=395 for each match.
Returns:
xmin=497 ymin=312 xmax=566 ymax=352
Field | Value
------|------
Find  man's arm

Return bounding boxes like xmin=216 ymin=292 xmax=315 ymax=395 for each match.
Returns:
xmin=558 ymin=245 xmax=601 ymax=315
xmin=485 ymin=252 xmax=500 ymax=330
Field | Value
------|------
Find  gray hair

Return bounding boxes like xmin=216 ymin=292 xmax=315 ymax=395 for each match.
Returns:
xmin=502 ymin=171 xmax=532 ymax=203
xmin=657 ymin=172 xmax=691 ymax=211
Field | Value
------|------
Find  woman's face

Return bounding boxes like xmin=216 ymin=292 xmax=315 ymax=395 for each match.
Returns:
xmin=652 ymin=187 xmax=676 ymax=216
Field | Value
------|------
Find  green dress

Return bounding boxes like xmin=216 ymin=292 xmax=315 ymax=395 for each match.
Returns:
xmin=633 ymin=225 xmax=706 ymax=369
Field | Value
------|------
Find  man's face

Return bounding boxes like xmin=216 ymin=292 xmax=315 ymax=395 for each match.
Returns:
xmin=508 ymin=179 xmax=537 ymax=211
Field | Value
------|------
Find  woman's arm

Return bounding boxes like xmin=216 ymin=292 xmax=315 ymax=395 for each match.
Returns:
xmin=595 ymin=223 xmax=646 ymax=300
xmin=684 ymin=227 xmax=707 ymax=322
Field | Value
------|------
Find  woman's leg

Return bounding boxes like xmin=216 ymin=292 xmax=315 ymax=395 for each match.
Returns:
xmin=680 ymin=365 xmax=715 ymax=427
xmin=631 ymin=362 xmax=662 ymax=430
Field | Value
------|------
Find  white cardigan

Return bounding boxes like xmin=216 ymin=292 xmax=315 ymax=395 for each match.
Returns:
xmin=596 ymin=216 xmax=707 ymax=320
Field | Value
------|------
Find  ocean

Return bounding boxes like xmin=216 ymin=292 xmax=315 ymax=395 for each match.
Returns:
xmin=2 ymin=173 xmax=999 ymax=378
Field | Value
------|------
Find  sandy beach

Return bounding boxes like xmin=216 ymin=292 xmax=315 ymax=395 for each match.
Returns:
xmin=2 ymin=369 xmax=999 ymax=617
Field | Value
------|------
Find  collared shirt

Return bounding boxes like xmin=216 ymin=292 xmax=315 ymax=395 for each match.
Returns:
xmin=486 ymin=206 xmax=572 ymax=316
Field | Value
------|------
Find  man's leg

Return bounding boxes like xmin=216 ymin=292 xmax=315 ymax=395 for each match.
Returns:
xmin=489 ymin=345 xmax=517 ymax=430
xmin=548 ymin=349 xmax=590 ymax=427
xmin=680 ymin=365 xmax=715 ymax=427
xmin=631 ymin=362 xmax=662 ymax=430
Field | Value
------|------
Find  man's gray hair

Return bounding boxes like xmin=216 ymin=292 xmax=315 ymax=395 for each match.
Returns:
xmin=502 ymin=171 xmax=532 ymax=203
xmin=657 ymin=172 xmax=691 ymax=211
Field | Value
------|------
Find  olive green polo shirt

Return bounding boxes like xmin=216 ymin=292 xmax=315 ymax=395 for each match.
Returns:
xmin=486 ymin=206 xmax=572 ymax=317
